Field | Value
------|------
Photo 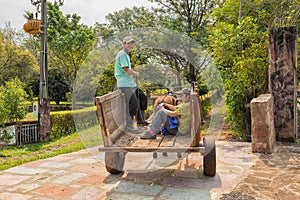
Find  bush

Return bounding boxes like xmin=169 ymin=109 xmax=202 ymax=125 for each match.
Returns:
xmin=0 ymin=78 xmax=28 ymax=125
xmin=50 ymin=106 xmax=98 ymax=139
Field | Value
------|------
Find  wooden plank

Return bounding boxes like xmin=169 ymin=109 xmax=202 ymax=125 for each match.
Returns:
xmin=98 ymin=146 xmax=205 ymax=153
xmin=95 ymin=99 xmax=112 ymax=147
xmin=96 ymin=89 xmax=123 ymax=103
xmin=95 ymin=89 xmax=126 ymax=146
xmin=102 ymin=94 xmax=126 ymax=134
xmin=110 ymin=126 xmax=126 ymax=144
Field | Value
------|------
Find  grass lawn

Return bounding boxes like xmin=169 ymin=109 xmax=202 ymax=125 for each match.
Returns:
xmin=0 ymin=126 xmax=102 ymax=171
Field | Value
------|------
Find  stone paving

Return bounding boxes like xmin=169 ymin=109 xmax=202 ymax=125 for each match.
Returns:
xmin=226 ymin=142 xmax=300 ymax=200
xmin=0 ymin=141 xmax=298 ymax=200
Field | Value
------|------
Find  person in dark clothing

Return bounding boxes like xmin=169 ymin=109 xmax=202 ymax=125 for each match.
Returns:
xmin=136 ymin=88 xmax=149 ymax=126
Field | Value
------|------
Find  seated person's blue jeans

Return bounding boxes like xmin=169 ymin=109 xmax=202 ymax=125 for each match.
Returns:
xmin=149 ymin=110 xmax=177 ymax=135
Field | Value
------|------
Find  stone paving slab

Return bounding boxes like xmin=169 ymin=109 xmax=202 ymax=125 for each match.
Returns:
xmin=0 ymin=141 xmax=262 ymax=199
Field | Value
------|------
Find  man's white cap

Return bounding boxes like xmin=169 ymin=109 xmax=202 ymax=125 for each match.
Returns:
xmin=123 ymin=36 xmax=135 ymax=44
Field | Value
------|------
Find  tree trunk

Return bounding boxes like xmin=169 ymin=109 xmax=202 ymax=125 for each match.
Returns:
xmin=245 ymin=94 xmax=252 ymax=142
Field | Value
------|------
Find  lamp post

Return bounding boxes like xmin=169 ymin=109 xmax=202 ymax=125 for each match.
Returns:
xmin=25 ymin=0 xmax=64 ymax=141
xmin=38 ymin=0 xmax=50 ymax=141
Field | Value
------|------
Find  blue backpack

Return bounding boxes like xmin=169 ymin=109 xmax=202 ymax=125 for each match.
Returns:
xmin=161 ymin=116 xmax=179 ymax=135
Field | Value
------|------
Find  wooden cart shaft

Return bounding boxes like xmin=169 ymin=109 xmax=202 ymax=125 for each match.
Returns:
xmin=98 ymin=146 xmax=205 ymax=153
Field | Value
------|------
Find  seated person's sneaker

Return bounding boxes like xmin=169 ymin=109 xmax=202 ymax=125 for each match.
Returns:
xmin=140 ymin=130 xmax=156 ymax=139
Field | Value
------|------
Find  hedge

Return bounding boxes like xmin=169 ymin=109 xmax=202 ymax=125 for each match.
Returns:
xmin=50 ymin=106 xmax=98 ymax=139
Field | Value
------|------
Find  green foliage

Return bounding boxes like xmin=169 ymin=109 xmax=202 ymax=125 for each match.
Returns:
xmin=201 ymin=64 xmax=224 ymax=99
xmin=95 ymin=1 xmax=217 ymax=86
xmin=136 ymin=63 xmax=166 ymax=87
xmin=50 ymin=107 xmax=98 ymax=139
xmin=46 ymin=2 xmax=96 ymax=107
xmin=150 ymin=0 xmax=217 ymax=46
xmin=24 ymin=112 xmax=38 ymax=121
xmin=66 ymin=92 xmax=72 ymax=102
xmin=106 ymin=6 xmax=158 ymax=32
xmin=0 ymin=30 xmax=39 ymax=87
xmin=209 ymin=0 xmax=300 ymax=139
xmin=201 ymin=99 xmax=212 ymax=117
xmin=208 ymin=1 xmax=270 ymax=138
xmin=96 ymin=63 xmax=116 ymax=96
xmin=48 ymin=68 xmax=69 ymax=105
xmin=0 ymin=78 xmax=29 ymax=125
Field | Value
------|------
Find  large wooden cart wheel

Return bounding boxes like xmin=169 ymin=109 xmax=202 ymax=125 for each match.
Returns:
xmin=203 ymin=137 xmax=216 ymax=177
xmin=105 ymin=152 xmax=126 ymax=174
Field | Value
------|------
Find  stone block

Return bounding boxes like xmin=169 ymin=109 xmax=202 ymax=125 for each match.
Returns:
xmin=250 ymin=94 xmax=276 ymax=153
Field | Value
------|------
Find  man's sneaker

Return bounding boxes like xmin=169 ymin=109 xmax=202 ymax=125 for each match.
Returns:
xmin=140 ymin=131 xmax=156 ymax=139
xmin=125 ymin=126 xmax=139 ymax=133
xmin=137 ymin=121 xmax=150 ymax=126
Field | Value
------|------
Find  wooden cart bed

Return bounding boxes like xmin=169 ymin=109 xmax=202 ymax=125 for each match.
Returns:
xmin=97 ymin=133 xmax=206 ymax=153
xmin=95 ymin=83 xmax=216 ymax=176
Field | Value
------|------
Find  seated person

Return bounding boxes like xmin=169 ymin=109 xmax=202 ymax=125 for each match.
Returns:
xmin=147 ymin=91 xmax=178 ymax=122
xmin=140 ymin=88 xmax=191 ymax=139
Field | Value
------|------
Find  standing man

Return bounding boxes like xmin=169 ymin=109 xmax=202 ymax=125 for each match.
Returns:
xmin=114 ymin=36 xmax=139 ymax=132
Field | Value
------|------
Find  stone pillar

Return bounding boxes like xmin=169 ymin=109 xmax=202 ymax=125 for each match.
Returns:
xmin=250 ymin=94 xmax=275 ymax=153
xmin=268 ymin=26 xmax=298 ymax=142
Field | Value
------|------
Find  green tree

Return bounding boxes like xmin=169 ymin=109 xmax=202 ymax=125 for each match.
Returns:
xmin=48 ymin=68 xmax=69 ymax=105
xmin=0 ymin=78 xmax=28 ymax=125
xmin=97 ymin=3 xmax=212 ymax=85
xmin=96 ymin=63 xmax=116 ymax=96
xmin=106 ymin=6 xmax=158 ymax=32
xmin=148 ymin=0 xmax=218 ymax=82
xmin=208 ymin=0 xmax=300 ymax=139
xmin=150 ymin=0 xmax=217 ymax=45
xmin=46 ymin=2 xmax=96 ymax=108
xmin=0 ymin=29 xmax=39 ymax=86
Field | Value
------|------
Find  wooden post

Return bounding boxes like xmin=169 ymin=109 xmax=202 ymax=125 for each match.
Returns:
xmin=190 ymin=82 xmax=201 ymax=147
xmin=268 ymin=26 xmax=298 ymax=142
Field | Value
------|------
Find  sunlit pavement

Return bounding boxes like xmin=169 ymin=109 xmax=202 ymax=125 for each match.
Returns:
xmin=0 ymin=141 xmax=260 ymax=200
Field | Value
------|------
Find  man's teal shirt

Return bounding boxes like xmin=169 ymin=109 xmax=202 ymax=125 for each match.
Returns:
xmin=114 ymin=50 xmax=136 ymax=88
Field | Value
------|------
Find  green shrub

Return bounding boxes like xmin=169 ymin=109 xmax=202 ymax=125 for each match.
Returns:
xmin=0 ymin=78 xmax=29 ymax=125
xmin=50 ymin=106 xmax=98 ymax=139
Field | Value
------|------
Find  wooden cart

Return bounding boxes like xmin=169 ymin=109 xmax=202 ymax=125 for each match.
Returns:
xmin=95 ymin=83 xmax=216 ymax=177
